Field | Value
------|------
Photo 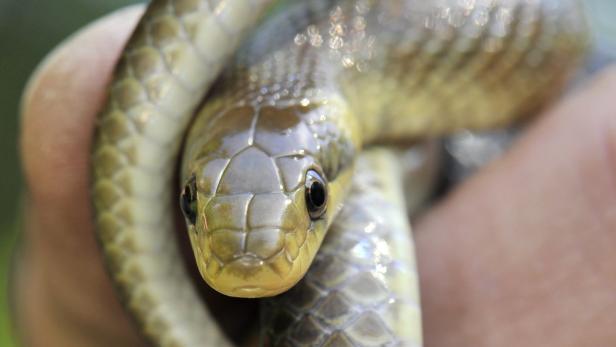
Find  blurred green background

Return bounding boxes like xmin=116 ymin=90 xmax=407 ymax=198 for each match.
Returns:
xmin=0 ymin=1 xmax=614 ymax=346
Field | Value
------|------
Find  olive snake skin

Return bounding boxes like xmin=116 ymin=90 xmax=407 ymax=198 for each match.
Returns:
xmin=90 ymin=0 xmax=588 ymax=346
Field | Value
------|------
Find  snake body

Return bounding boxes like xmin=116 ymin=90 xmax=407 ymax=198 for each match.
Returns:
xmin=91 ymin=0 xmax=588 ymax=345
xmin=262 ymin=148 xmax=430 ymax=346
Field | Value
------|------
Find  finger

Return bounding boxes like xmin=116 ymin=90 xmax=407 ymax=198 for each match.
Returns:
xmin=416 ymin=67 xmax=616 ymax=347
xmin=18 ymin=6 xmax=146 ymax=347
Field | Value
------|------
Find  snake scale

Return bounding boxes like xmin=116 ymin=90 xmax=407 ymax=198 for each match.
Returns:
xmin=91 ymin=0 xmax=587 ymax=346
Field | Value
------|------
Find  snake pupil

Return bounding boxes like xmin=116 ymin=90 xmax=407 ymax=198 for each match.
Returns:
xmin=309 ymin=182 xmax=325 ymax=207
xmin=180 ymin=175 xmax=197 ymax=225
xmin=305 ymin=169 xmax=328 ymax=220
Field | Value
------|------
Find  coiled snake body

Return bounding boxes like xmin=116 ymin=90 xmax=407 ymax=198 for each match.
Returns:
xmin=91 ymin=0 xmax=587 ymax=345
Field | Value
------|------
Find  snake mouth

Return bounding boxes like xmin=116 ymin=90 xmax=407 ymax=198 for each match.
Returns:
xmin=203 ymin=251 xmax=308 ymax=298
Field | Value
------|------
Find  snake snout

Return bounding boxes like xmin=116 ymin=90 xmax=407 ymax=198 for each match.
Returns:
xmin=198 ymin=191 xmax=313 ymax=297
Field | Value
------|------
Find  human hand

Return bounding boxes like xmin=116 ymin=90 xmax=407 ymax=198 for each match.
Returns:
xmin=17 ymin=5 xmax=616 ymax=346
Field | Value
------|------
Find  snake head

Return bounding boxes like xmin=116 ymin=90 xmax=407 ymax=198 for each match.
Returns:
xmin=180 ymin=103 xmax=356 ymax=298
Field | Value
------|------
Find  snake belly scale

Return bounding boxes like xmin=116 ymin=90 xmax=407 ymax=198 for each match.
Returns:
xmin=91 ymin=0 xmax=588 ymax=346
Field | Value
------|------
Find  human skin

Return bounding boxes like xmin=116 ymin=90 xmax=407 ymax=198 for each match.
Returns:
xmin=16 ymin=5 xmax=616 ymax=347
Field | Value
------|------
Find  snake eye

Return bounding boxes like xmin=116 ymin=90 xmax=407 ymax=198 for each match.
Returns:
xmin=305 ymin=169 xmax=327 ymax=220
xmin=180 ymin=175 xmax=198 ymax=225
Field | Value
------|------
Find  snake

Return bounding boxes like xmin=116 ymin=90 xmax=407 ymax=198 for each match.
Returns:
xmin=90 ymin=0 xmax=588 ymax=346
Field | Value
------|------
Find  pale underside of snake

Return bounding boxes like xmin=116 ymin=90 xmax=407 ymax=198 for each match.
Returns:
xmin=90 ymin=0 xmax=588 ymax=346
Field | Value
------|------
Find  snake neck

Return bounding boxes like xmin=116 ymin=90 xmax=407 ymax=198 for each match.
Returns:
xmin=257 ymin=0 xmax=588 ymax=144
